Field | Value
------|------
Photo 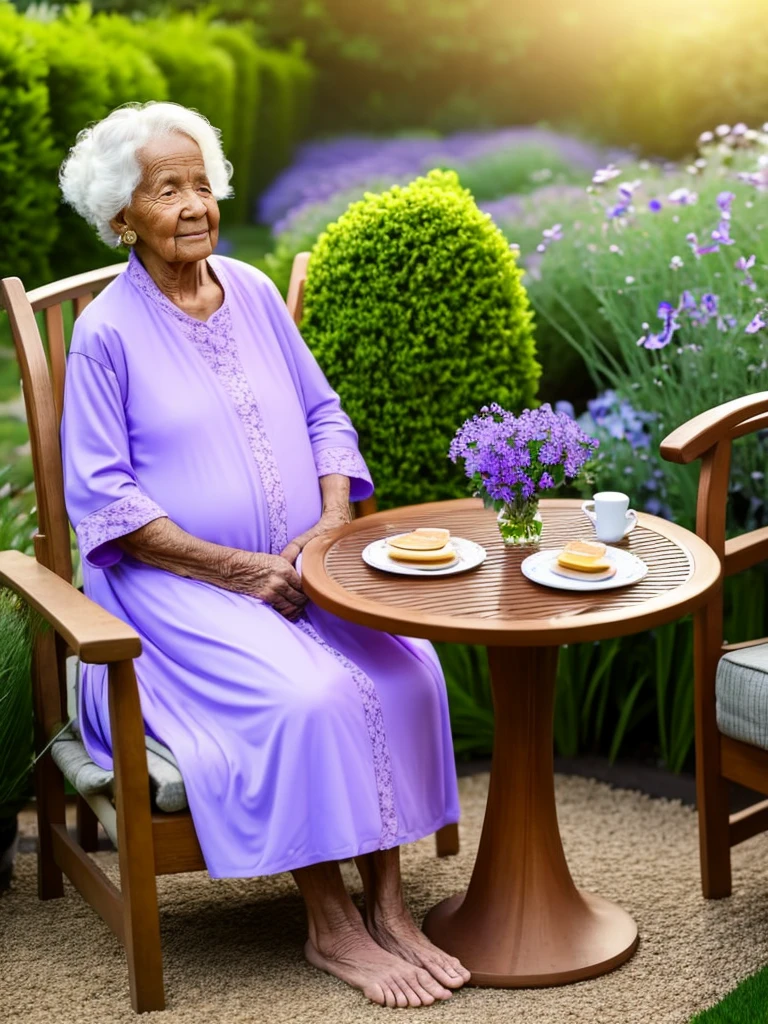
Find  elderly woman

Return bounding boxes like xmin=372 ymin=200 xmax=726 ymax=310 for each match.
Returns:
xmin=58 ymin=102 xmax=466 ymax=1007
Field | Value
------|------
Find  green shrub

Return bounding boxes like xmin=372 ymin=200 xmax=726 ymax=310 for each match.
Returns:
xmin=206 ymin=23 xmax=261 ymax=225
xmin=26 ymin=6 xmax=163 ymax=276
xmin=142 ymin=15 xmax=236 ymax=149
xmin=260 ymin=181 xmax=401 ymax=296
xmin=301 ymin=169 xmax=541 ymax=509
xmin=0 ymin=5 xmax=58 ymax=285
xmin=250 ymin=47 xmax=315 ymax=203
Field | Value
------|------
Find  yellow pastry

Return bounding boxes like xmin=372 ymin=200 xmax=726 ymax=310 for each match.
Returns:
xmin=387 ymin=543 xmax=457 ymax=564
xmin=556 ymin=549 xmax=611 ymax=573
xmin=563 ymin=539 xmax=606 ymax=560
xmin=387 ymin=528 xmax=451 ymax=552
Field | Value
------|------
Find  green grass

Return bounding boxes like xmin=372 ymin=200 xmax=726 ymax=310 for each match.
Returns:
xmin=691 ymin=965 xmax=768 ymax=1022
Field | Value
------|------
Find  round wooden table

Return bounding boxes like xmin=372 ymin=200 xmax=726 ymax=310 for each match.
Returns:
xmin=301 ymin=498 xmax=721 ymax=987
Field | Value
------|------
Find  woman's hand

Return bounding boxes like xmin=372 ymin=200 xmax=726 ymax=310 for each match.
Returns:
xmin=223 ymin=550 xmax=307 ymax=620
xmin=280 ymin=503 xmax=351 ymax=566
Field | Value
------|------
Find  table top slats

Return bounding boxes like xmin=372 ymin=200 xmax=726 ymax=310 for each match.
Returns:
xmin=301 ymin=499 xmax=722 ymax=645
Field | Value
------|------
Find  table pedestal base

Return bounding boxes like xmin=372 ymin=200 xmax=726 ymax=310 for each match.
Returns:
xmin=423 ymin=889 xmax=638 ymax=987
xmin=423 ymin=645 xmax=639 ymax=987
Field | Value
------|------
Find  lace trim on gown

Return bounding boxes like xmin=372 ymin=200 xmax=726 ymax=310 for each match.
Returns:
xmin=77 ymin=493 xmax=167 ymax=565
xmin=126 ymin=251 xmax=399 ymax=848
xmin=315 ymin=446 xmax=371 ymax=485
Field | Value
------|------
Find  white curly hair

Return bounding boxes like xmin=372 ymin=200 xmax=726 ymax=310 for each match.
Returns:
xmin=59 ymin=101 xmax=234 ymax=247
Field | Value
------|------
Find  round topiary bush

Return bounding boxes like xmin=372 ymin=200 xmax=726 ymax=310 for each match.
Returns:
xmin=301 ymin=169 xmax=541 ymax=509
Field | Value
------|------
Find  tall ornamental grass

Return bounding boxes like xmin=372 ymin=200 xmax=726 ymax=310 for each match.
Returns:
xmin=0 ymin=470 xmax=38 ymax=814
xmin=511 ymin=126 xmax=768 ymax=534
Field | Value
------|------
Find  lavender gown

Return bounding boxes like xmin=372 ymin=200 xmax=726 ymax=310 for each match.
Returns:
xmin=60 ymin=251 xmax=460 ymax=878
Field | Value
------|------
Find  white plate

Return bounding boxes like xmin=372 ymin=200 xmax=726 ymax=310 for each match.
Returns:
xmin=362 ymin=535 xmax=487 ymax=577
xmin=521 ymin=546 xmax=648 ymax=592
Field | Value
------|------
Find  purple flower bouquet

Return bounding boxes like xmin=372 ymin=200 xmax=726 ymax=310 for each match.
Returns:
xmin=449 ymin=403 xmax=599 ymax=545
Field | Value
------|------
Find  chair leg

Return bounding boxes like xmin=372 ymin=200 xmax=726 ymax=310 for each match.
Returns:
xmin=435 ymin=823 xmax=459 ymax=857
xmin=35 ymin=753 xmax=65 ymax=900
xmin=110 ymin=660 xmax=165 ymax=1012
xmin=694 ymin=593 xmax=732 ymax=899
xmin=698 ymin=772 xmax=732 ymax=899
xmin=76 ymin=795 xmax=100 ymax=852
xmin=121 ymin=857 xmax=165 ymax=1013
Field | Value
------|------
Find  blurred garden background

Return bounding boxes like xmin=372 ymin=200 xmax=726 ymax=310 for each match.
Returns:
xmin=4 ymin=0 xmax=768 ymax=819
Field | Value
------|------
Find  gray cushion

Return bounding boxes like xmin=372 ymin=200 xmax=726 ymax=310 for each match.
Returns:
xmin=56 ymin=657 xmax=188 ymax=813
xmin=717 ymin=643 xmax=768 ymax=750
xmin=51 ymin=720 xmax=188 ymax=813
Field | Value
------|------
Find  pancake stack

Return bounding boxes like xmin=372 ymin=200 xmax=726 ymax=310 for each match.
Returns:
xmin=553 ymin=539 xmax=616 ymax=581
xmin=386 ymin=528 xmax=457 ymax=567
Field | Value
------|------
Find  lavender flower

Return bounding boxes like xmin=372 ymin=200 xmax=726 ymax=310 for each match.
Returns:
xmin=667 ymin=188 xmax=698 ymax=206
xmin=637 ymin=302 xmax=680 ymax=350
xmin=449 ymin=403 xmax=598 ymax=507
xmin=592 ymin=164 xmax=622 ymax=185
xmin=607 ymin=179 xmax=642 ymax=219
xmin=649 ymin=199 xmax=663 ymax=212
xmin=258 ymin=127 xmax=626 ymax=229
xmin=585 ymin=391 xmax=655 ymax=450
xmin=685 ymin=191 xmax=738 ymax=259
xmin=746 ymin=313 xmax=767 ymax=334
xmin=536 ymin=223 xmax=564 ymax=253
xmin=736 ymin=254 xmax=757 ymax=290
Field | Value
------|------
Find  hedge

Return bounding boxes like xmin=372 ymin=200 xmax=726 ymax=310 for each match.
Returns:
xmin=1 ymin=6 xmax=314 ymax=285
xmin=206 ymin=23 xmax=261 ymax=225
xmin=0 ymin=6 xmax=58 ymax=285
xmin=27 ymin=6 xmax=167 ymax=277
xmin=249 ymin=47 xmax=315 ymax=214
xmin=301 ymin=170 xmax=541 ymax=509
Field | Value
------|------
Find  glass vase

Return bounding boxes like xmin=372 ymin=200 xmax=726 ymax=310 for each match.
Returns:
xmin=496 ymin=500 xmax=543 ymax=546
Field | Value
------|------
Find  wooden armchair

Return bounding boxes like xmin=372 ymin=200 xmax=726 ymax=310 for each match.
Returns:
xmin=662 ymin=392 xmax=768 ymax=899
xmin=0 ymin=253 xmax=457 ymax=1013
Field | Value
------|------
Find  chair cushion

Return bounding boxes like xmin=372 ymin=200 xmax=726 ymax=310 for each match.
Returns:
xmin=717 ymin=643 xmax=768 ymax=750
xmin=57 ymin=657 xmax=188 ymax=813
xmin=51 ymin=720 xmax=188 ymax=813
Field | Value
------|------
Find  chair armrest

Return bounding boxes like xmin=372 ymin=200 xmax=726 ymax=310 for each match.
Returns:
xmin=724 ymin=527 xmax=768 ymax=577
xmin=0 ymin=549 xmax=141 ymax=663
xmin=660 ymin=392 xmax=768 ymax=464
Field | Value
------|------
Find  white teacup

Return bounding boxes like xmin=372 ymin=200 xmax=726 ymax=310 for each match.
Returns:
xmin=581 ymin=491 xmax=637 ymax=543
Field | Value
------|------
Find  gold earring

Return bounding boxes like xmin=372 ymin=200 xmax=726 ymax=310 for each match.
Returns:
xmin=121 ymin=229 xmax=137 ymax=246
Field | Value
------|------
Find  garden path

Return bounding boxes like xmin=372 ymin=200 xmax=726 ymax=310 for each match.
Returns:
xmin=3 ymin=773 xmax=768 ymax=1023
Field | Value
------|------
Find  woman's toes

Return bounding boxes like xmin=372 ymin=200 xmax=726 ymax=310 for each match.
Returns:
xmin=401 ymin=979 xmax=430 ymax=1007
xmin=393 ymin=984 xmax=409 ymax=1008
xmin=422 ymin=955 xmax=459 ymax=987
xmin=415 ymin=967 xmax=452 ymax=1000
xmin=364 ymin=982 xmax=388 ymax=1007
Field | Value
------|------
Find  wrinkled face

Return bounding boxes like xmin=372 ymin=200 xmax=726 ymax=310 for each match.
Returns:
xmin=111 ymin=133 xmax=220 ymax=263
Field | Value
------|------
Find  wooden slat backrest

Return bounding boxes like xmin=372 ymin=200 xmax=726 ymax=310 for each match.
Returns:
xmin=0 ymin=263 xmax=126 ymax=582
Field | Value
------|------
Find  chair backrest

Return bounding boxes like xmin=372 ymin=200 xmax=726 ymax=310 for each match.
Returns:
xmin=0 ymin=263 xmax=127 ymax=582
xmin=286 ymin=251 xmax=310 ymax=326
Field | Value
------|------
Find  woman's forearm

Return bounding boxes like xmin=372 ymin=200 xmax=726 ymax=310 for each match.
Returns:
xmin=117 ymin=516 xmax=254 ymax=591
xmin=320 ymin=473 xmax=350 ymax=515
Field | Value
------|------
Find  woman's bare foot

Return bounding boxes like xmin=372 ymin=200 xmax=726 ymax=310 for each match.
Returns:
xmin=366 ymin=907 xmax=472 ymax=990
xmin=292 ymin=858 xmax=453 ymax=1007
xmin=304 ymin=917 xmax=455 ymax=1007
xmin=355 ymin=849 xmax=472 ymax=991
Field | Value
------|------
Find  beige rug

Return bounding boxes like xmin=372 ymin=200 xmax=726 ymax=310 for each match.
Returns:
xmin=3 ymin=773 xmax=768 ymax=1024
